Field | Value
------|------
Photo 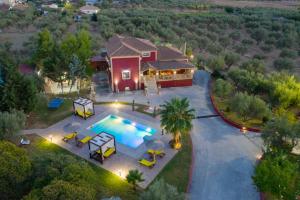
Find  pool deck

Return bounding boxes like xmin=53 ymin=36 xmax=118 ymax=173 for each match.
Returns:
xmin=23 ymin=104 xmax=177 ymax=188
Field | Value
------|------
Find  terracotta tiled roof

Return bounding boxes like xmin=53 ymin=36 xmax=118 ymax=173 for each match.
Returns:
xmin=157 ymin=46 xmax=187 ymax=61
xmin=105 ymin=35 xmax=156 ymax=57
xmin=141 ymin=60 xmax=194 ymax=71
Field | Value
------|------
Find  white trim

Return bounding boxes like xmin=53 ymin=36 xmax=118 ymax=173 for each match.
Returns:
xmin=138 ymin=56 xmax=141 ymax=89
xmin=110 ymin=57 xmax=114 ymax=91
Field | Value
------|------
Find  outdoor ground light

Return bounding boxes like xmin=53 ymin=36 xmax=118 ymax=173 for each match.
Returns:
xmin=241 ymin=127 xmax=247 ymax=134
xmin=49 ymin=134 xmax=53 ymax=142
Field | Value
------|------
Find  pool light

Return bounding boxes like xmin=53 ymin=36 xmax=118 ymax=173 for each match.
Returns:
xmin=131 ymin=122 xmax=136 ymax=126
xmin=116 ymin=116 xmax=123 ymax=122
xmin=146 ymin=127 xmax=151 ymax=132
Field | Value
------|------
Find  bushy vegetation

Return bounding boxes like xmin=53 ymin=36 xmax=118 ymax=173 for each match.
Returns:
xmin=5 ymin=135 xmax=138 ymax=200
xmin=1 ymin=3 xmax=300 ymax=76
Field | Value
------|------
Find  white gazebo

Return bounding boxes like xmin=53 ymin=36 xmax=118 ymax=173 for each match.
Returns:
xmin=89 ymin=132 xmax=116 ymax=164
xmin=73 ymin=97 xmax=94 ymax=119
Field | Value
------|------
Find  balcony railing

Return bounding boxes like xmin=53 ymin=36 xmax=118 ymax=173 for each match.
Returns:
xmin=142 ymin=73 xmax=193 ymax=82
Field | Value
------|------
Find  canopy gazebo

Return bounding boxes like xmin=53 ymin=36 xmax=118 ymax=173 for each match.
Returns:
xmin=89 ymin=132 xmax=116 ymax=164
xmin=73 ymin=97 xmax=95 ymax=119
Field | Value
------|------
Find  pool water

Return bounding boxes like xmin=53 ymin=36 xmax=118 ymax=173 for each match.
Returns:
xmin=88 ymin=115 xmax=156 ymax=148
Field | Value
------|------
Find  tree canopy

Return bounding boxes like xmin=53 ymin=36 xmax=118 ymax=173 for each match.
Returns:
xmin=253 ymin=153 xmax=299 ymax=200
xmin=140 ymin=179 xmax=185 ymax=200
xmin=0 ymin=141 xmax=32 ymax=200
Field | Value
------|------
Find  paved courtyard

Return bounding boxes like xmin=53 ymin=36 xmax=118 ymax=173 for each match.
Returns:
xmin=95 ymin=70 xmax=263 ymax=200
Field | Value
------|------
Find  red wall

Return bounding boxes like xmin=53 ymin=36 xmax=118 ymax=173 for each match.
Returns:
xmin=141 ymin=79 xmax=193 ymax=89
xmin=111 ymin=57 xmax=140 ymax=92
xmin=158 ymin=79 xmax=193 ymax=88
xmin=141 ymin=51 xmax=157 ymax=62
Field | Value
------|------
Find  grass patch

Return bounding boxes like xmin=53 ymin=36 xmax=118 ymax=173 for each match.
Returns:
xmin=26 ymin=99 xmax=73 ymax=129
xmin=13 ymin=134 xmax=139 ymax=200
xmin=154 ymin=133 xmax=192 ymax=192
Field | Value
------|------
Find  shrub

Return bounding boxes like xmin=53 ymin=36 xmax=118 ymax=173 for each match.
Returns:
xmin=253 ymin=154 xmax=299 ymax=200
xmin=279 ymin=49 xmax=297 ymax=58
xmin=213 ymin=79 xmax=233 ymax=98
xmin=274 ymin=58 xmax=295 ymax=71
xmin=241 ymin=39 xmax=254 ymax=46
xmin=229 ymin=92 xmax=270 ymax=121
xmin=140 ymin=179 xmax=185 ymax=200
xmin=207 ymin=56 xmax=225 ymax=71
xmin=0 ymin=141 xmax=32 ymax=200
xmin=260 ymin=44 xmax=273 ymax=53
xmin=207 ymin=43 xmax=223 ymax=55
xmin=251 ymin=28 xmax=267 ymax=44
xmin=0 ymin=110 xmax=26 ymax=139
xmin=234 ymin=44 xmax=248 ymax=55
xmin=240 ymin=59 xmax=265 ymax=73
xmin=253 ymin=54 xmax=266 ymax=60
xmin=229 ymin=31 xmax=241 ymax=41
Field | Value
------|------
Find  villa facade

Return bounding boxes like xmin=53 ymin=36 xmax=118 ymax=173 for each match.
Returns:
xmin=94 ymin=35 xmax=195 ymax=93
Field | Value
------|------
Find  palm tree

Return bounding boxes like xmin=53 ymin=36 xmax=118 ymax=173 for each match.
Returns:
xmin=126 ymin=169 xmax=145 ymax=191
xmin=160 ymin=98 xmax=195 ymax=149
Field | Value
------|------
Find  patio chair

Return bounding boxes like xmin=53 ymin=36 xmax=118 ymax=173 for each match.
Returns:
xmin=139 ymin=156 xmax=156 ymax=168
xmin=147 ymin=149 xmax=165 ymax=158
xmin=62 ymin=132 xmax=77 ymax=142
xmin=77 ymin=136 xmax=92 ymax=147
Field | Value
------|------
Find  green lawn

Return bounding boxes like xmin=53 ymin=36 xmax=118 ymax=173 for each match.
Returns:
xmin=15 ymin=134 xmax=139 ymax=200
xmin=154 ymin=133 xmax=192 ymax=192
xmin=26 ymin=99 xmax=74 ymax=129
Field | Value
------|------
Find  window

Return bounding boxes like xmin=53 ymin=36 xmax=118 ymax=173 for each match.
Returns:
xmin=142 ymin=52 xmax=150 ymax=57
xmin=122 ymin=70 xmax=131 ymax=80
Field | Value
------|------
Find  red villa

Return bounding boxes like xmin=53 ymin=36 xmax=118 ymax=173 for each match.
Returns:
xmin=94 ymin=35 xmax=195 ymax=94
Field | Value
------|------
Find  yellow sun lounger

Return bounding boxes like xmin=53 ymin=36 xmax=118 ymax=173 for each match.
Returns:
xmin=103 ymin=147 xmax=115 ymax=158
xmin=62 ymin=132 xmax=77 ymax=142
xmin=77 ymin=136 xmax=92 ymax=147
xmin=147 ymin=149 xmax=165 ymax=157
xmin=139 ymin=158 xmax=156 ymax=168
xmin=76 ymin=110 xmax=93 ymax=118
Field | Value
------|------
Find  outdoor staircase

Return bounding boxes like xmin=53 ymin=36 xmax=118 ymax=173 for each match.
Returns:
xmin=143 ymin=76 xmax=158 ymax=95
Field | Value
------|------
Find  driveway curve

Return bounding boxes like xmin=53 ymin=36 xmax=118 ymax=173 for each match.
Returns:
xmin=189 ymin=71 xmax=262 ymax=200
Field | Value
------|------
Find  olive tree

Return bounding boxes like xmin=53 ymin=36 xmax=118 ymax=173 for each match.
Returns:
xmin=229 ymin=92 xmax=270 ymax=122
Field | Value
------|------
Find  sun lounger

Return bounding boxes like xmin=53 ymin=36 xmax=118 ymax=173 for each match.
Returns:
xmin=103 ymin=147 xmax=115 ymax=158
xmin=147 ymin=149 xmax=165 ymax=157
xmin=62 ymin=132 xmax=77 ymax=142
xmin=77 ymin=136 xmax=92 ymax=147
xmin=139 ymin=157 xmax=156 ymax=168
xmin=76 ymin=110 xmax=93 ymax=118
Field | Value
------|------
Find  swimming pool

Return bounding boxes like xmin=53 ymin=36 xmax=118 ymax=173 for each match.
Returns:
xmin=88 ymin=115 xmax=156 ymax=148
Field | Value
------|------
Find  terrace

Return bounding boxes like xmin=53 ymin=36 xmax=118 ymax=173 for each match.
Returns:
xmin=28 ymin=103 xmax=177 ymax=188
